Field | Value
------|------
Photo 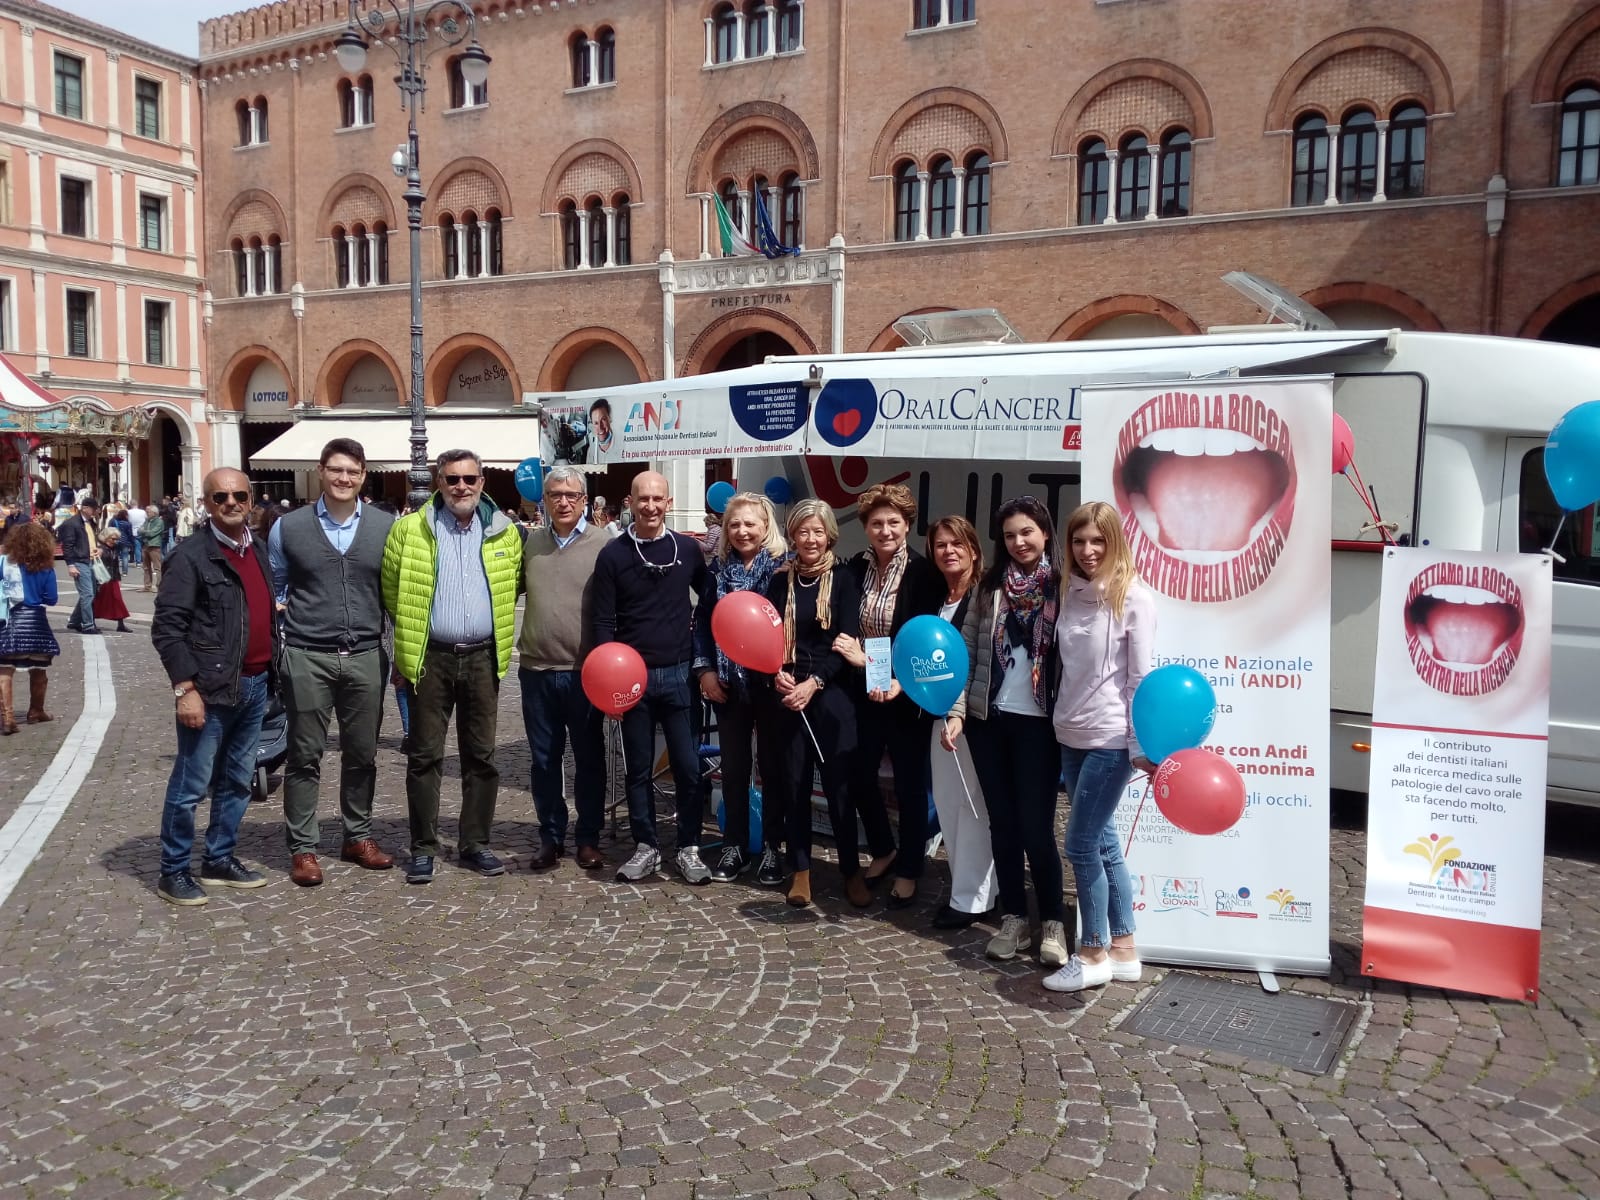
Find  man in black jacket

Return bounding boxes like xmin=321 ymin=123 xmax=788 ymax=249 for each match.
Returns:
xmin=151 ymin=468 xmax=279 ymax=907
xmin=57 ymin=496 xmax=101 ymax=634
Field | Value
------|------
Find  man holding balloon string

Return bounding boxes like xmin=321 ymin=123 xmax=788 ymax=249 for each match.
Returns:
xmin=591 ymin=470 xmax=714 ymax=884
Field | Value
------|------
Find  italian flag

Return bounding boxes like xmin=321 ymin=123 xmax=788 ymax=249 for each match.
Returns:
xmin=714 ymin=193 xmax=760 ymax=257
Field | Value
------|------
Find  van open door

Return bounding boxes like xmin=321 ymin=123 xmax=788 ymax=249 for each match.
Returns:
xmin=1500 ymin=437 xmax=1600 ymax=801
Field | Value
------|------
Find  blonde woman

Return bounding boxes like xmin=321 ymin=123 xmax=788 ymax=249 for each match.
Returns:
xmin=1044 ymin=501 xmax=1156 ymax=993
xmin=694 ymin=491 xmax=788 ymax=882
xmin=759 ymin=499 xmax=863 ymax=906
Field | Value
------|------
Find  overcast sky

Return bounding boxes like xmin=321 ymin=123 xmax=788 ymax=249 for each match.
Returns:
xmin=51 ymin=1 xmax=245 ymax=58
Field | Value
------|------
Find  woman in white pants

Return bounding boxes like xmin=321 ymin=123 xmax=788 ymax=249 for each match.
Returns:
xmin=926 ymin=516 xmax=998 ymax=928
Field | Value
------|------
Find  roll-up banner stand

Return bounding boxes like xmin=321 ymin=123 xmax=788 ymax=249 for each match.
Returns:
xmin=1360 ymin=547 xmax=1551 ymax=1002
xmin=1079 ymin=379 xmax=1334 ymax=975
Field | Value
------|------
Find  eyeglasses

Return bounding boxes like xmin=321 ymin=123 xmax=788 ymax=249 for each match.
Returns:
xmin=546 ymin=491 xmax=583 ymax=503
xmin=210 ymin=490 xmax=251 ymax=505
xmin=321 ymin=465 xmax=363 ymax=478
xmin=442 ymin=474 xmax=481 ymax=487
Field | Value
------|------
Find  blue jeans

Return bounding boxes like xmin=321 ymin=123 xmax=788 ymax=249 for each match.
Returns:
xmin=129 ymin=539 xmax=143 ymax=565
xmin=66 ymin=562 xmax=97 ymax=630
xmin=519 ymin=667 xmax=605 ymax=849
xmin=159 ymin=672 xmax=269 ymax=876
xmin=618 ymin=661 xmax=702 ymax=849
xmin=395 ymin=679 xmax=411 ymax=736
xmin=1061 ymin=746 xmax=1136 ymax=949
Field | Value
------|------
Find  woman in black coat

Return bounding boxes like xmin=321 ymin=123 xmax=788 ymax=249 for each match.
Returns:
xmin=833 ymin=483 xmax=944 ymax=908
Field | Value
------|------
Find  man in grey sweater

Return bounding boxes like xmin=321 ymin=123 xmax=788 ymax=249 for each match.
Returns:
xmin=268 ymin=438 xmax=396 ymax=886
xmin=517 ymin=465 xmax=609 ymax=870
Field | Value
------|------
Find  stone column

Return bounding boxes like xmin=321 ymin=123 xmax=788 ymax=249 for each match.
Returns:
xmin=244 ymin=248 xmax=257 ymax=296
xmin=344 ymin=235 xmax=358 ymax=287
xmin=19 ymin=24 xmax=38 ymax=128
xmin=734 ymin=10 xmax=746 ymax=59
xmin=699 ymin=194 xmax=711 ymax=259
xmin=576 ymin=206 xmax=591 ymax=269
xmin=1324 ymin=125 xmax=1341 ymax=205
xmin=1374 ymin=120 xmax=1390 ymax=203
xmin=603 ymin=206 xmax=617 ymax=267
xmin=703 ymin=18 xmax=714 ymax=67
xmin=1146 ymin=144 xmax=1161 ymax=219
xmin=367 ymin=230 xmax=381 ymax=284
xmin=474 ymin=222 xmax=489 ymax=278
xmin=951 ymin=166 xmax=967 ymax=236
xmin=453 ymin=222 xmax=468 ymax=279
xmin=105 ymin=50 xmax=122 ymax=147
xmin=109 ymin=169 xmax=126 ymax=263
xmin=1104 ymin=150 xmax=1121 ymax=224
xmin=915 ymin=170 xmax=931 ymax=240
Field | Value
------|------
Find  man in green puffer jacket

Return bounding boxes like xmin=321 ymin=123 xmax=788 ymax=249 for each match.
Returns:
xmin=381 ymin=449 xmax=524 ymax=885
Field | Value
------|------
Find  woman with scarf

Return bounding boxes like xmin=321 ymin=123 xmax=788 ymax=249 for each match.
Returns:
xmin=834 ymin=483 xmax=944 ymax=909
xmin=926 ymin=516 xmax=998 ymax=929
xmin=759 ymin=499 xmax=862 ymax=907
xmin=694 ymin=491 xmax=787 ymax=884
xmin=948 ymin=496 xmax=1069 ymax=967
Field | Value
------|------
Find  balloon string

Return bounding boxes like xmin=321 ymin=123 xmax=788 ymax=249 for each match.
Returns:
xmin=1344 ymin=461 xmax=1397 ymax=545
xmin=1124 ymin=775 xmax=1152 ymax=857
xmin=945 ymin=719 xmax=980 ymax=821
xmin=800 ymin=710 xmax=826 ymax=765
xmin=1542 ymin=510 xmax=1569 ymax=564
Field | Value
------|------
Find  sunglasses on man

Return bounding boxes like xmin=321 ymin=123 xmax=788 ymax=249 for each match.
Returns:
xmin=210 ymin=490 xmax=251 ymax=505
xmin=443 ymin=473 xmax=481 ymax=487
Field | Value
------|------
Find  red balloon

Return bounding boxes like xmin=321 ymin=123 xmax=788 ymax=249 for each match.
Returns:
xmin=1332 ymin=413 xmax=1355 ymax=475
xmin=581 ymin=642 xmax=648 ymax=715
xmin=1152 ymin=748 xmax=1247 ymax=836
xmin=710 ymin=589 xmax=784 ymax=674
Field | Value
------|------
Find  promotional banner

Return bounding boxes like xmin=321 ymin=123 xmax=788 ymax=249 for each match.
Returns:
xmin=536 ymin=384 xmax=811 ymax=467
xmin=807 ymin=375 xmax=1080 ymax=460
xmin=1360 ymin=547 xmax=1551 ymax=1001
xmin=1080 ymin=379 xmax=1334 ymax=975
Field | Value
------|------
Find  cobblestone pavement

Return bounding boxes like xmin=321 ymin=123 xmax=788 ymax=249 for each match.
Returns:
xmin=2 ymin=592 xmax=1599 ymax=1200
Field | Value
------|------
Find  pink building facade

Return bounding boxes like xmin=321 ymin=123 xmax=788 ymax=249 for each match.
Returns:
xmin=0 ymin=0 xmax=207 ymax=508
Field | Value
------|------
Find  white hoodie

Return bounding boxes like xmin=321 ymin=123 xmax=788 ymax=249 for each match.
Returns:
xmin=1052 ymin=573 xmax=1156 ymax=758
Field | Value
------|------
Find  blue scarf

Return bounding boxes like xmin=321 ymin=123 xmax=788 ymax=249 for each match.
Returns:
xmin=712 ymin=549 xmax=780 ymax=689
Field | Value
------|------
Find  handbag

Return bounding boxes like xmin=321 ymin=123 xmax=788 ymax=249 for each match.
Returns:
xmin=91 ymin=556 xmax=112 ymax=585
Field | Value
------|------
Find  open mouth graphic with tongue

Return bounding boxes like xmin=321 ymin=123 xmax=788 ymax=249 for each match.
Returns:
xmin=1112 ymin=391 xmax=1297 ymax=603
xmin=1403 ymin=562 xmax=1524 ymax=696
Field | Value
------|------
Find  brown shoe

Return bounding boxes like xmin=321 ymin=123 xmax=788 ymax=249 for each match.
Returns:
xmin=529 ymin=842 xmax=563 ymax=871
xmin=340 ymin=839 xmax=395 ymax=870
xmin=25 ymin=671 xmax=51 ymax=724
xmin=845 ymin=872 xmax=872 ymax=908
xmin=0 ymin=674 xmax=16 ymax=735
xmin=786 ymin=869 xmax=812 ymax=908
xmin=575 ymin=845 xmax=605 ymax=870
xmin=290 ymin=853 xmax=324 ymax=886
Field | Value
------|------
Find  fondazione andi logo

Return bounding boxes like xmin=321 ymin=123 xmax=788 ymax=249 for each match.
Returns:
xmin=1404 ymin=833 xmax=1497 ymax=894
xmin=1265 ymin=887 xmax=1314 ymax=922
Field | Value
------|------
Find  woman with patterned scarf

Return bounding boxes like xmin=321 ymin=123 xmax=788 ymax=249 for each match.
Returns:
xmin=834 ymin=483 xmax=944 ymax=909
xmin=694 ymin=492 xmax=787 ymax=883
xmin=948 ymin=496 xmax=1069 ymax=968
xmin=757 ymin=499 xmax=864 ymax=907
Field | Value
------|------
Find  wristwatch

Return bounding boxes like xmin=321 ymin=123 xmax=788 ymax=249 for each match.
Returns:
xmin=173 ymin=683 xmax=195 ymax=699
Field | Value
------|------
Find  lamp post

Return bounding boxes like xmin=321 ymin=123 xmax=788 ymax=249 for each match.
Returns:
xmin=334 ymin=3 xmax=490 ymax=511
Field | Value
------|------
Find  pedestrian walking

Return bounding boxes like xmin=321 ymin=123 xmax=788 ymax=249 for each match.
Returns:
xmin=591 ymin=470 xmax=713 ymax=885
xmin=92 ymin=529 xmax=131 ymax=632
xmin=150 ymin=469 xmax=277 ymax=906
xmin=269 ymin=438 xmax=397 ymax=887
xmin=382 ymin=450 xmax=523 ymax=884
xmin=58 ymin=496 xmax=102 ymax=634
xmin=127 ymin=501 xmax=146 ymax=566
xmin=139 ymin=504 xmax=165 ymax=590
xmin=1043 ymin=501 xmax=1155 ymax=992
xmin=0 ymin=521 xmax=60 ymax=734
xmin=516 ymin=465 xmax=609 ymax=871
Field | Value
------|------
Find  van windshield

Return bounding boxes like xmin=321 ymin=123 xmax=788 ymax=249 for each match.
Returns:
xmin=1520 ymin=448 xmax=1599 ymax=584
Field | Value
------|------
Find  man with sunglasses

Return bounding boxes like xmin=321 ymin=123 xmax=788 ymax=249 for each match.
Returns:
xmin=592 ymin=470 xmax=713 ymax=884
xmin=382 ymin=450 xmax=524 ymax=884
xmin=268 ymin=438 xmax=396 ymax=887
xmin=516 ymin=465 xmax=609 ymax=871
xmin=151 ymin=469 xmax=278 ymax=906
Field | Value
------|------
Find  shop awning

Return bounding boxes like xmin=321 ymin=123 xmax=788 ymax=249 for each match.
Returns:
xmin=249 ymin=414 xmax=542 ymax=472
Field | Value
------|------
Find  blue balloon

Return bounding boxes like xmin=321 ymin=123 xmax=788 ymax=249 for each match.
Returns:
xmin=707 ymin=481 xmax=736 ymax=513
xmin=1131 ymin=665 xmax=1218 ymax=764
xmin=763 ymin=475 xmax=793 ymax=505
xmin=1544 ymin=400 xmax=1600 ymax=512
xmin=514 ymin=457 xmax=543 ymax=503
xmin=891 ymin=614 xmax=969 ymax=717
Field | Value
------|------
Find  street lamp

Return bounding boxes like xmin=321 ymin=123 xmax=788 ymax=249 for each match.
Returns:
xmin=333 ymin=2 xmax=490 ymax=510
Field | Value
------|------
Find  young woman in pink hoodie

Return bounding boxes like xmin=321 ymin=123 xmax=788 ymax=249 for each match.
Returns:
xmin=1044 ymin=501 xmax=1157 ymax=993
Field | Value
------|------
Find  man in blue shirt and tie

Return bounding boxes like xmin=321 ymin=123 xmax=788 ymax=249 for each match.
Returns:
xmin=269 ymin=438 xmax=396 ymax=886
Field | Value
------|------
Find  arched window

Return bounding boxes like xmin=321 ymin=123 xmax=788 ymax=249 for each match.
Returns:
xmin=462 ymin=209 xmax=482 ymax=276
xmin=254 ymin=98 xmax=268 ymax=143
xmin=963 ymin=151 xmax=990 ymax=235
xmin=339 ymin=76 xmax=373 ymax=128
xmin=718 ymin=178 xmax=743 ymax=252
xmin=440 ymin=215 xmax=458 ymax=278
xmin=597 ymin=27 xmax=616 ymax=83
xmin=486 ymin=209 xmax=503 ymax=276
xmin=1387 ymin=103 xmax=1427 ymax=198
xmin=713 ymin=3 xmax=739 ymax=64
xmin=571 ymin=33 xmax=592 ymax=88
xmin=1339 ymin=109 xmax=1379 ymax=203
xmin=780 ymin=172 xmax=804 ymax=246
xmin=926 ymin=157 xmax=957 ymax=238
xmin=1078 ymin=139 xmax=1109 ymax=225
xmin=1159 ymin=129 xmax=1191 ymax=217
xmin=1116 ymin=134 xmax=1150 ymax=221
xmin=893 ymin=160 xmax=921 ymax=242
xmin=449 ymin=55 xmax=488 ymax=108
xmin=231 ymin=237 xmax=249 ymax=296
xmin=560 ymin=202 xmax=581 ymax=270
xmin=332 ymin=224 xmax=350 ymax=288
xmin=613 ymin=194 xmax=632 ymax=265
xmin=1292 ymin=114 xmax=1329 ymax=206
xmin=1558 ymin=85 xmax=1600 ymax=188
xmin=266 ymin=235 xmax=283 ymax=294
xmin=587 ymin=198 xmax=607 ymax=267
xmin=373 ymin=221 xmax=389 ymax=284
xmin=776 ymin=0 xmax=803 ymax=52
xmin=745 ymin=0 xmax=769 ymax=58
xmin=235 ymin=99 xmax=250 ymax=146
xmin=236 ymin=98 xmax=267 ymax=146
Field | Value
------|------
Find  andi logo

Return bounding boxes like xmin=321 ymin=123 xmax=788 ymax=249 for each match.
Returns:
xmin=1266 ymin=887 xmax=1314 ymax=921
xmin=1140 ymin=874 xmax=1207 ymax=913
xmin=1405 ymin=833 xmax=1496 ymax=893
xmin=622 ymin=400 xmax=683 ymax=435
xmin=813 ymin=379 xmax=877 ymax=448
xmin=1403 ymin=833 xmax=1461 ymax=883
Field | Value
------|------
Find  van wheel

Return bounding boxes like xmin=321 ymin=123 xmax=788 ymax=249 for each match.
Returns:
xmin=251 ymin=765 xmax=269 ymax=802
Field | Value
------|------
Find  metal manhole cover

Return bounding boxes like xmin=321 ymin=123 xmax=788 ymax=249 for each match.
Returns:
xmin=1123 ymin=974 xmax=1357 ymax=1074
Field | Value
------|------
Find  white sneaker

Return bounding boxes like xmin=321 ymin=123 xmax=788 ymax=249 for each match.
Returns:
xmin=675 ymin=845 xmax=711 ymax=885
xmin=1038 ymin=920 xmax=1068 ymax=968
xmin=616 ymin=844 xmax=661 ymax=882
xmin=1042 ymin=954 xmax=1114 ymax=992
xmin=1109 ymin=955 xmax=1143 ymax=982
xmin=985 ymin=914 xmax=1032 ymax=961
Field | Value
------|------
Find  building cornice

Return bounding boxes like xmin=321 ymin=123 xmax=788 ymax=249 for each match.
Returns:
xmin=0 ymin=122 xmax=201 ymax=185
xmin=1 ymin=0 xmax=199 ymax=71
xmin=0 ymin=248 xmax=206 ymax=294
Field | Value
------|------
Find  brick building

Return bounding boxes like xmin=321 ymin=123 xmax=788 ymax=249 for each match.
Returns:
xmin=196 ymin=0 xmax=1600 ymax=504
xmin=0 ymin=0 xmax=207 ymax=509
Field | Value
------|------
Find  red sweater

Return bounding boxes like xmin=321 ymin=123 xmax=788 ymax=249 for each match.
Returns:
xmin=220 ymin=540 xmax=274 ymax=676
